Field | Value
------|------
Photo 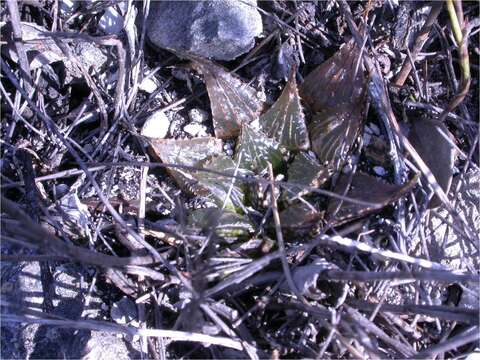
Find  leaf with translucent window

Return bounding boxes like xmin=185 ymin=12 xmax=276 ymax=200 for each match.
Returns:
xmin=234 ymin=123 xmax=285 ymax=174
xmin=193 ymin=155 xmax=251 ymax=211
xmin=300 ymin=42 xmax=367 ymax=167
xmin=260 ymin=70 xmax=309 ymax=151
xmin=285 ymin=151 xmax=332 ymax=201
xmin=188 ymin=208 xmax=254 ymax=239
xmin=193 ymin=59 xmax=264 ymax=139
xmin=149 ymin=137 xmax=223 ymax=189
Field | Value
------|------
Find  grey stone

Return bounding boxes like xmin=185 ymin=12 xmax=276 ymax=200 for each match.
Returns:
xmin=146 ymin=0 xmax=263 ymax=61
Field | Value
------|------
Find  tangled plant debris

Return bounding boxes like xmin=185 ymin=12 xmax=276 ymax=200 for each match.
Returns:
xmin=1 ymin=1 xmax=479 ymax=359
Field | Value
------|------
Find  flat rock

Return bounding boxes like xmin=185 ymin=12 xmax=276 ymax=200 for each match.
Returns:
xmin=146 ymin=0 xmax=262 ymax=61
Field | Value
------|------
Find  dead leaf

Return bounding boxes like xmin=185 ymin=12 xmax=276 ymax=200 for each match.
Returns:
xmin=193 ymin=59 xmax=264 ymax=139
xmin=408 ymin=119 xmax=456 ymax=208
xmin=235 ymin=123 xmax=285 ymax=174
xmin=260 ymin=69 xmax=310 ymax=151
xmin=300 ymin=42 xmax=367 ymax=167
xmin=327 ymin=172 xmax=417 ymax=225
xmin=149 ymin=137 xmax=223 ymax=188
xmin=285 ymin=151 xmax=331 ymax=201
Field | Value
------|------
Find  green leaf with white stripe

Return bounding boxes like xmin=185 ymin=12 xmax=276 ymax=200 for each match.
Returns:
xmin=285 ymin=151 xmax=332 ymax=201
xmin=193 ymin=155 xmax=251 ymax=211
xmin=193 ymin=59 xmax=265 ymax=139
xmin=235 ymin=123 xmax=286 ymax=174
xmin=188 ymin=208 xmax=254 ymax=239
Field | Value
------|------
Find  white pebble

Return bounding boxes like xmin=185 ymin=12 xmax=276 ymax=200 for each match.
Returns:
xmin=98 ymin=2 xmax=127 ymax=34
xmin=225 ymin=149 xmax=234 ymax=156
xmin=369 ymin=123 xmax=381 ymax=135
xmin=373 ymin=166 xmax=387 ymax=176
xmin=141 ymin=111 xmax=170 ymax=139
xmin=363 ymin=132 xmax=371 ymax=146
xmin=139 ymin=77 xmax=158 ymax=93
xmin=188 ymin=108 xmax=209 ymax=123
xmin=184 ymin=123 xmax=208 ymax=137
xmin=223 ymin=141 xmax=234 ymax=150
xmin=59 ymin=0 xmax=78 ymax=17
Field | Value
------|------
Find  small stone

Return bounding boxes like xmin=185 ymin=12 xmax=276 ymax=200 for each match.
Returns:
xmin=139 ymin=77 xmax=158 ymax=93
xmin=373 ymin=166 xmax=387 ymax=176
xmin=363 ymin=132 xmax=371 ymax=146
xmin=98 ymin=2 xmax=127 ymax=35
xmin=59 ymin=0 xmax=78 ymax=17
xmin=141 ymin=111 xmax=170 ymax=139
xmin=188 ymin=108 xmax=209 ymax=123
xmin=223 ymin=141 xmax=234 ymax=150
xmin=171 ymin=68 xmax=190 ymax=81
xmin=342 ymin=163 xmax=353 ymax=174
xmin=225 ymin=148 xmax=234 ymax=156
xmin=146 ymin=0 xmax=263 ymax=61
xmin=54 ymin=183 xmax=69 ymax=198
xmin=184 ymin=123 xmax=208 ymax=137
xmin=369 ymin=123 xmax=381 ymax=135
xmin=111 ymin=297 xmax=138 ymax=325
xmin=168 ymin=115 xmax=186 ymax=137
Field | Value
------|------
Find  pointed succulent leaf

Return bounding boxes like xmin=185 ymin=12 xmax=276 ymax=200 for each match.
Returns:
xmin=300 ymin=42 xmax=367 ymax=167
xmin=327 ymin=172 xmax=417 ymax=225
xmin=260 ymin=70 xmax=310 ymax=151
xmin=193 ymin=155 xmax=251 ymax=211
xmin=235 ymin=123 xmax=285 ymax=174
xmin=308 ymin=110 xmax=364 ymax=167
xmin=149 ymin=137 xmax=223 ymax=188
xmin=188 ymin=208 xmax=254 ymax=238
xmin=193 ymin=59 xmax=264 ymax=139
xmin=279 ymin=201 xmax=323 ymax=233
xmin=285 ymin=151 xmax=332 ymax=201
xmin=408 ymin=119 xmax=456 ymax=208
xmin=300 ymin=42 xmax=365 ymax=112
